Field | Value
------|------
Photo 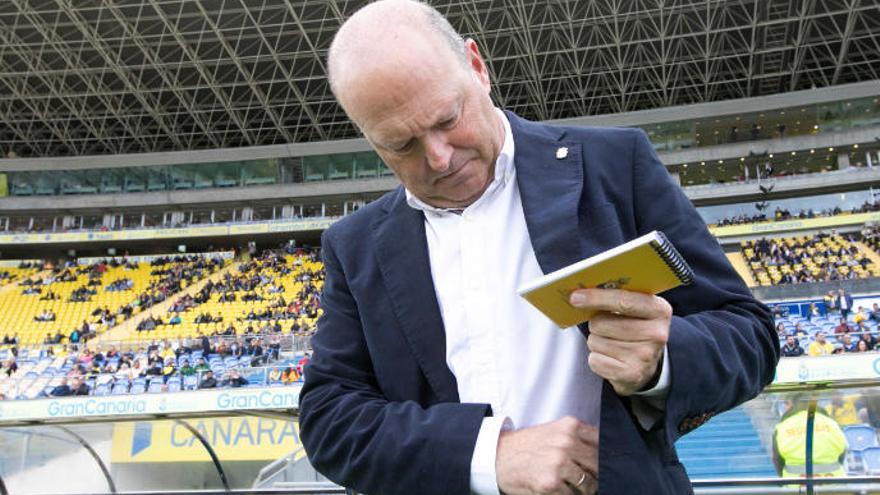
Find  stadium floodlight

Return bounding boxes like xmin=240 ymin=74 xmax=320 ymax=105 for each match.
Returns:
xmin=178 ymin=244 xmax=186 ymax=253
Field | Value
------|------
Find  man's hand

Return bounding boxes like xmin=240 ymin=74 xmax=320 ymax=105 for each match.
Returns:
xmin=496 ymin=416 xmax=598 ymax=495
xmin=569 ymin=288 xmax=671 ymax=396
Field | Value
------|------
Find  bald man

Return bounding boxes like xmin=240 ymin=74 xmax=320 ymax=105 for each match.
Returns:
xmin=298 ymin=2 xmax=778 ymax=495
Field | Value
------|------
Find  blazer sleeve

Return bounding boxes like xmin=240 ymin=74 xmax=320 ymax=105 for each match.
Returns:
xmin=628 ymin=129 xmax=780 ymax=442
xmin=298 ymin=227 xmax=491 ymax=495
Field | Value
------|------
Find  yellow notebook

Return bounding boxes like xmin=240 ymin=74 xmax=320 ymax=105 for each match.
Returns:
xmin=517 ymin=231 xmax=693 ymax=328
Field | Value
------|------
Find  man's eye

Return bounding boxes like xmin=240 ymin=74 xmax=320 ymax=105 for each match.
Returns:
xmin=440 ymin=115 xmax=458 ymax=129
xmin=394 ymin=140 xmax=414 ymax=153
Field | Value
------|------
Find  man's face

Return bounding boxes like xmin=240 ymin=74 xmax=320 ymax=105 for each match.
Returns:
xmin=786 ymin=336 xmax=795 ymax=346
xmin=338 ymin=36 xmax=503 ymax=209
xmin=817 ymin=332 xmax=826 ymax=343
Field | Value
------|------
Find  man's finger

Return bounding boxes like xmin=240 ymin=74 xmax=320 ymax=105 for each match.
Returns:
xmin=570 ymin=288 xmax=671 ymax=320
xmin=574 ymin=421 xmax=599 ymax=447
xmin=587 ymin=313 xmax=667 ymax=343
xmin=570 ymin=439 xmax=599 ymax=479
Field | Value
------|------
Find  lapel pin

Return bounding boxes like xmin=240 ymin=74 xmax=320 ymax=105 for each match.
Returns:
xmin=555 ymin=147 xmax=568 ymax=160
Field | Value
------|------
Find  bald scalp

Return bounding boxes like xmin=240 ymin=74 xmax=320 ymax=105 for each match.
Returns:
xmin=328 ymin=0 xmax=466 ymax=111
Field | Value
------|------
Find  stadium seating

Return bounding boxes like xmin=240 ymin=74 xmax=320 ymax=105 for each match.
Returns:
xmin=774 ymin=310 xmax=879 ymax=353
xmin=0 ymin=265 xmax=42 ymax=289
xmin=139 ymin=250 xmax=324 ymax=342
xmin=0 ymin=343 xmax=306 ymax=400
xmin=0 ymin=255 xmax=228 ymax=346
xmin=677 ymin=409 xmax=777 ymax=479
xmin=863 ymin=447 xmax=880 ymax=475
xmin=742 ymin=233 xmax=880 ymax=286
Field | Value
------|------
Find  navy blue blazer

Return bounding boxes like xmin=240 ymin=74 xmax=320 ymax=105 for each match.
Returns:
xmin=299 ymin=112 xmax=779 ymax=495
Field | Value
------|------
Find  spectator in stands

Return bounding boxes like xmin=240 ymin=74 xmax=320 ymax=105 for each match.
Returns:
xmin=200 ymin=333 xmax=211 ymax=355
xmin=854 ymin=306 xmax=870 ymax=325
xmin=3 ymin=358 xmax=18 ymax=377
xmin=807 ymin=303 xmax=821 ymax=321
xmin=180 ymin=360 xmax=195 ymax=377
xmin=824 ymin=290 xmax=837 ymax=314
xmin=775 ymin=323 xmax=787 ymax=338
xmin=840 ymin=333 xmax=858 ymax=353
xmin=49 ymin=377 xmax=72 ymax=397
xmin=146 ymin=350 xmax=162 ymax=366
xmin=859 ymin=332 xmax=878 ymax=351
xmin=198 ymin=370 xmax=217 ymax=389
xmin=268 ymin=367 xmax=283 ymax=383
xmin=70 ymin=377 xmax=90 ymax=396
xmin=162 ymin=358 xmax=178 ymax=382
xmin=792 ymin=323 xmax=807 ymax=337
xmin=114 ymin=363 xmax=131 ymax=381
xmin=780 ymin=335 xmax=805 ymax=357
xmin=837 ymin=288 xmax=854 ymax=319
xmin=168 ymin=314 xmax=181 ymax=325
xmin=249 ymin=340 xmax=267 ymax=366
xmin=39 ymin=290 xmax=59 ymax=301
xmin=834 ymin=317 xmax=852 ymax=335
xmin=808 ymin=332 xmax=835 ymax=356
xmin=145 ymin=361 xmax=163 ymax=378
xmin=222 ymin=369 xmax=248 ymax=388
xmin=871 ymin=303 xmax=880 ymax=323
xmin=856 ymin=340 xmax=871 ymax=353
xmin=34 ymin=309 xmax=56 ymax=322
xmin=282 ymin=365 xmax=299 ymax=384
xmin=194 ymin=357 xmax=210 ymax=373
xmin=130 ymin=360 xmax=145 ymax=379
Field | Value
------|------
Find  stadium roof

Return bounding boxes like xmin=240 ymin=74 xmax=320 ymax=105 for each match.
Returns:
xmin=0 ymin=0 xmax=878 ymax=158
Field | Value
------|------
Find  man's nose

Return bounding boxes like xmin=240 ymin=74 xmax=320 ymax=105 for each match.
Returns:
xmin=423 ymin=132 xmax=453 ymax=172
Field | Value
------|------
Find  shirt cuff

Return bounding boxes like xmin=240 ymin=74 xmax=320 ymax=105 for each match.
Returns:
xmin=630 ymin=344 xmax=670 ymax=430
xmin=469 ymin=416 xmax=513 ymax=495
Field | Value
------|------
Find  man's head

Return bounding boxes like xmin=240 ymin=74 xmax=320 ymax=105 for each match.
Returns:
xmin=842 ymin=333 xmax=852 ymax=345
xmin=816 ymin=331 xmax=827 ymax=343
xmin=785 ymin=335 xmax=796 ymax=346
xmin=328 ymin=0 xmax=504 ymax=209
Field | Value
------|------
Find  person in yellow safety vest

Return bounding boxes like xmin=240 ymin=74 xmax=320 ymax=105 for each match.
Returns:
xmin=825 ymin=394 xmax=865 ymax=427
xmin=773 ymin=396 xmax=848 ymax=478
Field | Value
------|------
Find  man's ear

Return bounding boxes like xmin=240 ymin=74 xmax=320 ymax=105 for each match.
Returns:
xmin=465 ymin=38 xmax=491 ymax=92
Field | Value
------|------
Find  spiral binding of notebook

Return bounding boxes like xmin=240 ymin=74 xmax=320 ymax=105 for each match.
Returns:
xmin=650 ymin=231 xmax=695 ymax=286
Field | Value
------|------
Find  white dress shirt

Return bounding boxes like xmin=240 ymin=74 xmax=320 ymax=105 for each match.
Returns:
xmin=406 ymin=110 xmax=669 ymax=495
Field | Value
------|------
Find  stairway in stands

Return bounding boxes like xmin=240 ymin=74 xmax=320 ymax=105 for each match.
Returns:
xmin=676 ymin=408 xmax=777 ymax=479
xmin=854 ymin=241 xmax=880 ymax=267
xmin=725 ymin=252 xmax=757 ymax=288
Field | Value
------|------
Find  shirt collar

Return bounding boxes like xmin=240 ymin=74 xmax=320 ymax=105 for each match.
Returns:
xmin=405 ymin=108 xmax=514 ymax=214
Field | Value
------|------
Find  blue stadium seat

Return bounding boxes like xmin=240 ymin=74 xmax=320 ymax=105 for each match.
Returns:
xmin=166 ymin=378 xmax=182 ymax=392
xmin=147 ymin=381 xmax=164 ymax=393
xmin=863 ymin=447 xmax=880 ymax=475
xmin=845 ymin=425 xmax=879 ymax=451
xmin=130 ymin=381 xmax=146 ymax=394
xmin=94 ymin=383 xmax=111 ymax=396
xmin=183 ymin=375 xmax=198 ymax=390
xmin=111 ymin=383 xmax=129 ymax=395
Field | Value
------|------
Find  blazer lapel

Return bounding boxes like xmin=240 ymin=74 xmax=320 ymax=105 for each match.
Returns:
xmin=508 ymin=111 xmax=588 ymax=275
xmin=372 ymin=190 xmax=460 ymax=403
